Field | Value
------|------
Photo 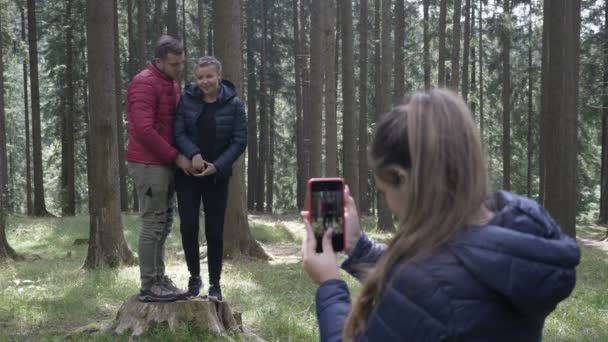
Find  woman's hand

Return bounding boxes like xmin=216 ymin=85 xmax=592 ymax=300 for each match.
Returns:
xmin=344 ymin=185 xmax=362 ymax=255
xmin=301 ymin=212 xmax=341 ymax=284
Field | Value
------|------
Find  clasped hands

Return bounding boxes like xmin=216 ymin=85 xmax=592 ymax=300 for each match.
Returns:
xmin=176 ymin=153 xmax=216 ymax=177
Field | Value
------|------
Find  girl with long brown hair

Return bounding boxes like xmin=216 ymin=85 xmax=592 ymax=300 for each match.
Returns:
xmin=302 ymin=89 xmax=580 ymax=341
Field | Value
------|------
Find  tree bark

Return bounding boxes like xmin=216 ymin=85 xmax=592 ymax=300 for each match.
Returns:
xmin=298 ymin=0 xmax=311 ymax=210
xmin=462 ymin=0 xmax=471 ymax=101
xmin=358 ymin=0 xmax=370 ymax=214
xmin=20 ymin=5 xmax=33 ymax=216
xmin=479 ymin=0 xmax=484 ymax=141
xmin=182 ymin=0 xmax=189 ymax=85
xmin=423 ymin=0 xmax=431 ymax=90
xmin=127 ymin=0 xmax=136 ymax=77
xmin=341 ymin=0 xmax=358 ymax=203
xmin=450 ymin=0 xmax=462 ymax=91
xmin=256 ymin=0 xmax=268 ymax=212
xmin=0 ymin=17 xmax=20 ymax=261
xmin=137 ymin=0 xmax=148 ymax=68
xmin=293 ymin=0 xmax=305 ymax=210
xmin=62 ymin=0 xmax=76 ymax=216
xmin=246 ymin=0 xmax=258 ymax=211
xmin=114 ymin=0 xmax=129 ymax=212
xmin=377 ymin=0 xmax=393 ymax=231
xmin=600 ymin=0 xmax=608 ymax=224
xmin=501 ymin=0 xmax=511 ymax=191
xmin=28 ymin=0 xmax=49 ymax=217
xmin=539 ymin=0 xmax=581 ymax=237
xmin=394 ymin=0 xmax=405 ymax=103
xmin=308 ymin=0 xmax=324 ymax=179
xmin=470 ymin=0 xmax=476 ymax=116
xmin=198 ymin=0 xmax=206 ymax=56
xmin=266 ymin=5 xmax=276 ymax=213
xmin=325 ymin=0 xmax=338 ymax=177
xmin=168 ymin=0 xmax=178 ymax=37
xmin=154 ymin=0 xmax=164 ymax=38
xmin=438 ymin=0 xmax=447 ymax=87
xmin=213 ymin=0 xmax=269 ymax=259
xmin=113 ymin=295 xmax=241 ymax=337
xmin=527 ymin=1 xmax=534 ymax=199
xmin=84 ymin=0 xmax=136 ymax=268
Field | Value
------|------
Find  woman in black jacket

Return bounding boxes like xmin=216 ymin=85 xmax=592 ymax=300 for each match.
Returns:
xmin=173 ymin=56 xmax=247 ymax=302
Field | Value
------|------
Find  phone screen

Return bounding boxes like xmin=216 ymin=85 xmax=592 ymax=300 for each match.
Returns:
xmin=309 ymin=179 xmax=345 ymax=252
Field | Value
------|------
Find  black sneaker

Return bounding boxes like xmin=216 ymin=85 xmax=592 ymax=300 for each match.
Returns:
xmin=138 ymin=283 xmax=181 ymax=303
xmin=187 ymin=275 xmax=203 ymax=297
xmin=208 ymin=284 xmax=223 ymax=302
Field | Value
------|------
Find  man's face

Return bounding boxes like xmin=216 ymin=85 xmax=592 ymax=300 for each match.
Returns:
xmin=156 ymin=52 xmax=185 ymax=80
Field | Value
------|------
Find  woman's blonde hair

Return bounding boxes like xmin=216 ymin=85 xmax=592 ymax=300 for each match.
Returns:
xmin=344 ymin=89 xmax=488 ymax=338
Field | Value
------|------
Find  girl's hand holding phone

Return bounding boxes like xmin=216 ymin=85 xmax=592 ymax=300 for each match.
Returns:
xmin=301 ymin=213 xmax=341 ymax=284
xmin=343 ymin=185 xmax=362 ymax=255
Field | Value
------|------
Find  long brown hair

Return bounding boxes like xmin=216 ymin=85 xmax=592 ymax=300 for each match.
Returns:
xmin=344 ymin=89 xmax=488 ymax=338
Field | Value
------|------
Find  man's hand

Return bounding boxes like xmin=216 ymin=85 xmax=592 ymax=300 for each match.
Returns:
xmin=193 ymin=161 xmax=217 ymax=177
xmin=192 ymin=154 xmax=206 ymax=172
xmin=175 ymin=154 xmax=196 ymax=176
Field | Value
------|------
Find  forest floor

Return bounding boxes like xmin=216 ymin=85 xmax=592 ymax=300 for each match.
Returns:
xmin=0 ymin=214 xmax=606 ymax=341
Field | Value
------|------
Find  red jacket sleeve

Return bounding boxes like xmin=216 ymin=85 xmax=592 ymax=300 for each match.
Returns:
xmin=127 ymin=77 xmax=178 ymax=164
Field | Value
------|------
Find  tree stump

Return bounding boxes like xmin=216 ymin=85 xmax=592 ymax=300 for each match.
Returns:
xmin=113 ymin=295 xmax=241 ymax=337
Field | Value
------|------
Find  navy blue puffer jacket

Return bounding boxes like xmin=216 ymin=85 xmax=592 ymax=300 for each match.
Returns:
xmin=315 ymin=191 xmax=580 ymax=341
xmin=173 ymin=80 xmax=247 ymax=178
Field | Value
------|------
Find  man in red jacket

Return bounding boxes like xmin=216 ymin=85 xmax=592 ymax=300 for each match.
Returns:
xmin=127 ymin=35 xmax=194 ymax=302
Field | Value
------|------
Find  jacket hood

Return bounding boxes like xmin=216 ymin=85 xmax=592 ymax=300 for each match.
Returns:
xmin=451 ymin=191 xmax=580 ymax=319
xmin=185 ymin=79 xmax=237 ymax=104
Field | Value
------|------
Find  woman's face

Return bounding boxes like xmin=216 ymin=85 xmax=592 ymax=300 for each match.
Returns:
xmin=195 ymin=65 xmax=221 ymax=96
xmin=375 ymin=173 xmax=408 ymax=222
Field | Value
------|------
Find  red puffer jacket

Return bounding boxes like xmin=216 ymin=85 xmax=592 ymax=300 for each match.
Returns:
xmin=126 ymin=63 xmax=181 ymax=165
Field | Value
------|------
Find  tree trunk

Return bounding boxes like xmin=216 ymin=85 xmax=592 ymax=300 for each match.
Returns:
xmin=137 ymin=0 xmax=148 ymax=68
xmin=394 ymin=0 xmax=405 ymax=103
xmin=600 ymin=0 xmax=608 ymax=223
xmin=154 ymin=0 xmax=163 ymax=38
xmin=20 ymin=5 xmax=33 ymax=216
xmin=298 ymin=0 xmax=311 ymax=210
xmin=539 ymin=0 xmax=580 ymax=237
xmin=501 ymin=0 xmax=511 ymax=191
xmin=377 ymin=0 xmax=393 ymax=231
xmin=213 ymin=0 xmax=269 ymax=259
xmin=325 ymin=0 xmax=338 ymax=177
xmin=293 ymin=0 xmax=305 ymax=210
xmin=168 ymin=0 xmax=178 ymax=37
xmin=114 ymin=0 xmax=129 ymax=212
xmin=113 ymin=295 xmax=241 ymax=337
xmin=450 ymin=0 xmax=462 ymax=91
xmin=423 ymin=0 xmax=431 ymax=90
xmin=341 ymin=0 xmax=358 ymax=203
xmin=358 ymin=0 xmax=370 ymax=214
xmin=198 ymin=0 xmax=206 ymax=56
xmin=527 ymin=1 xmax=534 ymax=199
xmin=256 ymin=0 xmax=268 ymax=212
xmin=28 ymin=0 xmax=49 ymax=217
xmin=127 ymin=0 xmax=136 ymax=77
xmin=62 ymin=0 xmax=76 ymax=216
xmin=470 ymin=0 xmax=476 ymax=116
xmin=84 ymin=0 xmax=136 ymax=269
xmin=438 ymin=0 xmax=447 ymax=87
xmin=479 ymin=0 xmax=484 ymax=141
xmin=0 ymin=18 xmax=20 ymax=261
xmin=266 ymin=97 xmax=275 ymax=213
xmin=462 ymin=0 xmax=471 ymax=101
xmin=309 ymin=0 xmax=324 ymax=178
xmin=246 ymin=0 xmax=258 ymax=211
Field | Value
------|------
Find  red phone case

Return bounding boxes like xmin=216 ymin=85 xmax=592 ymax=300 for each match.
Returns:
xmin=307 ymin=177 xmax=346 ymax=250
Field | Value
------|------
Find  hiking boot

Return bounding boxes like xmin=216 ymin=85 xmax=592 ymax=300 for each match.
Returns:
xmin=208 ymin=284 xmax=223 ymax=302
xmin=158 ymin=275 xmax=182 ymax=293
xmin=187 ymin=275 xmax=203 ymax=297
xmin=138 ymin=282 xmax=181 ymax=303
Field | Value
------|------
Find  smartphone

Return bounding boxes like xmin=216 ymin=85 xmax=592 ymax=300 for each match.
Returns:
xmin=307 ymin=178 xmax=345 ymax=253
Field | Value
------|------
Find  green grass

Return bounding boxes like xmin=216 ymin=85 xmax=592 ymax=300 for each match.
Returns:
xmin=0 ymin=215 xmax=606 ymax=340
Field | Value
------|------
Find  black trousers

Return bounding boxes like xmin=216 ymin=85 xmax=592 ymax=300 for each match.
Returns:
xmin=176 ymin=172 xmax=229 ymax=286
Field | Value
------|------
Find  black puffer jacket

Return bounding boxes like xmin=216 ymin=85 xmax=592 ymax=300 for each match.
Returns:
xmin=174 ymin=80 xmax=247 ymax=178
